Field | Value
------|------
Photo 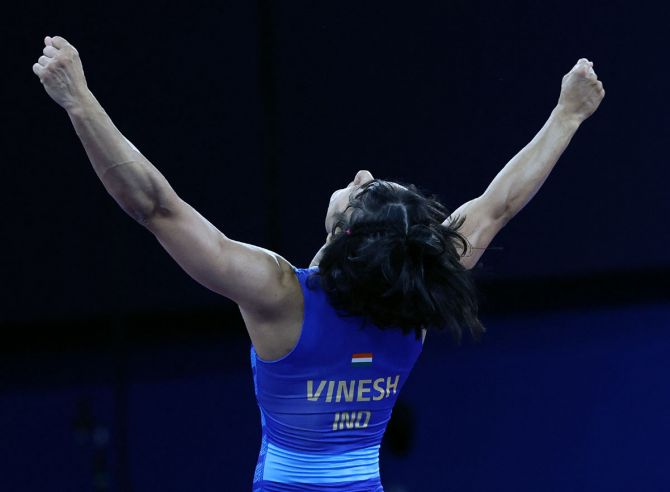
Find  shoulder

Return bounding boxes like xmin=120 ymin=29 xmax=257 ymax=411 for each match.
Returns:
xmin=239 ymin=258 xmax=306 ymax=361
xmin=258 ymin=255 xmax=304 ymax=317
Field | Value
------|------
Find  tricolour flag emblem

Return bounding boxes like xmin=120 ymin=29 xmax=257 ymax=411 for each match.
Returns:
xmin=351 ymin=353 xmax=373 ymax=367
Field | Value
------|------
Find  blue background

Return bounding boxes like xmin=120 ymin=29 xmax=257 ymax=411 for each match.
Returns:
xmin=3 ymin=304 xmax=670 ymax=490
xmin=2 ymin=0 xmax=669 ymax=490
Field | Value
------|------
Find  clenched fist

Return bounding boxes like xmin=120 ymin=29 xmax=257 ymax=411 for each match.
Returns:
xmin=32 ymin=36 xmax=90 ymax=111
xmin=557 ymin=58 xmax=605 ymax=123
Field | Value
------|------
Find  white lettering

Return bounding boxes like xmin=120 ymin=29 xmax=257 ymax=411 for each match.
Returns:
xmin=307 ymin=380 xmax=327 ymax=402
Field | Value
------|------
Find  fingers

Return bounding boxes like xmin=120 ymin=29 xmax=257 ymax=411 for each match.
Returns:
xmin=574 ymin=58 xmax=593 ymax=72
xmin=563 ymin=57 xmax=605 ymax=98
xmin=587 ymin=65 xmax=598 ymax=80
xmin=35 ymin=35 xmax=65 ymax=80
xmin=577 ymin=58 xmax=593 ymax=70
xmin=50 ymin=36 xmax=70 ymax=49
xmin=572 ymin=57 xmax=601 ymax=82
xmin=596 ymin=81 xmax=605 ymax=96
xmin=32 ymin=63 xmax=44 ymax=78
xmin=43 ymin=45 xmax=58 ymax=58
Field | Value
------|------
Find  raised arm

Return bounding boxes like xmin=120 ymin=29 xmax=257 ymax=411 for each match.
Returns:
xmin=32 ymin=35 xmax=299 ymax=322
xmin=445 ymin=58 xmax=605 ymax=270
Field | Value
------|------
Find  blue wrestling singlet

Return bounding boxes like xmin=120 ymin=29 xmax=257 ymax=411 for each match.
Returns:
xmin=250 ymin=267 xmax=423 ymax=491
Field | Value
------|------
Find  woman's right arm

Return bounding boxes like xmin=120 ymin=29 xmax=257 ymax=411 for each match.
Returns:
xmin=33 ymin=35 xmax=299 ymax=320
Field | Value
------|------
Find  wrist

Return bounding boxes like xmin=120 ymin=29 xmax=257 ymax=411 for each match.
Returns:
xmin=65 ymin=89 xmax=98 ymax=117
xmin=551 ymin=104 xmax=584 ymax=129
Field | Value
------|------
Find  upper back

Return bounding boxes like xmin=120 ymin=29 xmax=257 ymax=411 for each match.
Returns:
xmin=251 ymin=266 xmax=423 ymax=453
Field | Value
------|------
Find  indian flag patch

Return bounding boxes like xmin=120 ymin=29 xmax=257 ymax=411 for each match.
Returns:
xmin=351 ymin=353 xmax=373 ymax=367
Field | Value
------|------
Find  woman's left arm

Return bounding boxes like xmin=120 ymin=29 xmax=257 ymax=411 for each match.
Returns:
xmin=444 ymin=58 xmax=605 ymax=270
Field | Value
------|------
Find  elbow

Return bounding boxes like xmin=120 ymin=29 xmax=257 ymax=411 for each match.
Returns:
xmin=134 ymin=201 xmax=176 ymax=228
xmin=117 ymin=199 xmax=156 ymax=226
xmin=132 ymin=208 xmax=157 ymax=227
xmin=500 ymin=195 xmax=533 ymax=225
xmin=113 ymin=191 xmax=174 ymax=227
xmin=480 ymin=193 xmax=515 ymax=226
xmin=499 ymin=204 xmax=515 ymax=226
xmin=108 ymin=181 xmax=179 ymax=227
xmin=494 ymin=192 xmax=524 ymax=225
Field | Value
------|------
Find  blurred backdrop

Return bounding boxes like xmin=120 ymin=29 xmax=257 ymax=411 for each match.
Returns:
xmin=2 ymin=1 xmax=669 ymax=491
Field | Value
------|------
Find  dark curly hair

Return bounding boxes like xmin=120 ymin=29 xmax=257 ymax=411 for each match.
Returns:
xmin=311 ymin=179 xmax=484 ymax=342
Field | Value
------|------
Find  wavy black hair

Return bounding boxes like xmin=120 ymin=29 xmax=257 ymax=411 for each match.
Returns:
xmin=312 ymin=179 xmax=484 ymax=342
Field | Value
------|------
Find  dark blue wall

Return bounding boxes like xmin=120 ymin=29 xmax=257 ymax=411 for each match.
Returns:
xmin=3 ymin=1 xmax=668 ymax=322
xmin=3 ymin=303 xmax=669 ymax=491
xmin=3 ymin=1 xmax=669 ymax=491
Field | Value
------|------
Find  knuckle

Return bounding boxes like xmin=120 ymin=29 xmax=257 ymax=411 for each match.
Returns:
xmin=63 ymin=45 xmax=78 ymax=57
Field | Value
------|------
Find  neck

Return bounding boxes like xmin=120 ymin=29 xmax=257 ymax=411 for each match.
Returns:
xmin=309 ymin=237 xmax=330 ymax=267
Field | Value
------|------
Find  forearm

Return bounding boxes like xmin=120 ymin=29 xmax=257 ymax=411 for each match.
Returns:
xmin=483 ymin=106 xmax=581 ymax=221
xmin=67 ymin=91 xmax=177 ymax=224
